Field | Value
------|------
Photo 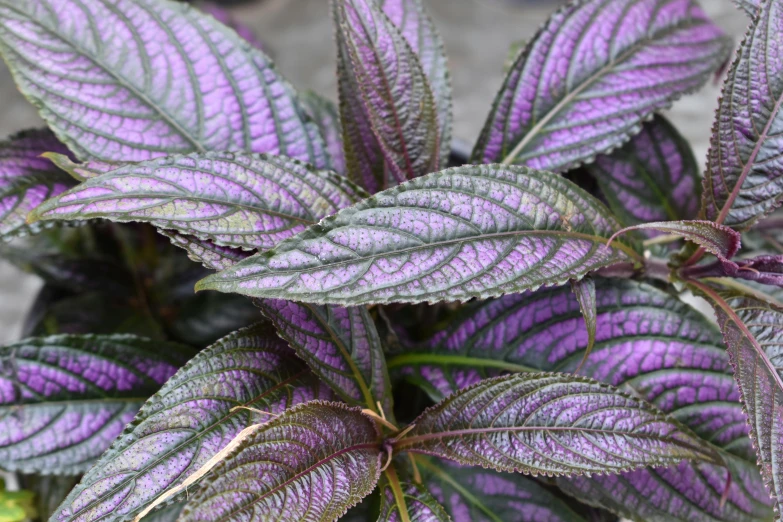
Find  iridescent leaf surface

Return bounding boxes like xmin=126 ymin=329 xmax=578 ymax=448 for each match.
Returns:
xmin=472 ymin=0 xmax=731 ymax=172
xmin=52 ymin=323 xmax=333 ymax=522
xmin=0 ymin=334 xmax=187 ymax=475
xmin=30 ymin=152 xmax=363 ymax=250
xmin=300 ymin=92 xmax=347 ymax=175
xmin=391 ymin=280 xmax=771 ymax=521
xmin=609 ymin=220 xmax=741 ymax=262
xmin=570 ymin=276 xmax=596 ymax=371
xmin=0 ymin=0 xmax=327 ymax=166
xmin=702 ymin=0 xmax=783 ymax=230
xmin=421 ymin=458 xmax=592 ymax=522
xmin=694 ymin=284 xmax=783 ymax=517
xmin=587 ymin=116 xmax=701 ymax=228
xmin=380 ymin=0 xmax=452 ymax=168
xmin=197 ymin=164 xmax=631 ymax=305
xmin=378 ymin=475 xmax=450 ymax=522
xmin=257 ymin=299 xmax=393 ymax=415
xmin=394 ymin=372 xmax=722 ymax=476
xmin=0 ymin=130 xmax=74 ymax=241
xmin=335 ymin=0 xmax=440 ymax=184
xmin=735 ymin=0 xmax=760 ymax=16
xmin=178 ymin=402 xmax=382 ymax=522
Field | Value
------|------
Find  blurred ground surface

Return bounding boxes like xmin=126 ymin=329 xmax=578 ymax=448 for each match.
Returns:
xmin=0 ymin=0 xmax=749 ymax=342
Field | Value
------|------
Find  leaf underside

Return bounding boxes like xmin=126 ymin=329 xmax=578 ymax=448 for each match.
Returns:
xmin=197 ymin=164 xmax=630 ymax=305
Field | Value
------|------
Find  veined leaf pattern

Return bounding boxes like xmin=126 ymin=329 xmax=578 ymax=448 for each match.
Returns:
xmin=735 ymin=0 xmax=760 ymax=16
xmin=257 ymin=299 xmax=393 ymax=416
xmin=0 ymin=129 xmax=74 ymax=241
xmin=178 ymin=402 xmax=382 ymax=522
xmin=335 ymin=0 xmax=440 ymax=184
xmin=0 ymin=0 xmax=328 ymax=166
xmin=380 ymin=0 xmax=452 ymax=169
xmin=472 ymin=0 xmax=731 ymax=172
xmin=160 ymin=231 xmax=251 ymax=271
xmin=394 ymin=372 xmax=722 ymax=476
xmin=608 ymin=220 xmax=741 ymax=262
xmin=300 ymin=92 xmax=347 ymax=175
xmin=702 ymin=0 xmax=783 ymax=230
xmin=587 ymin=116 xmax=701 ymax=228
xmin=391 ymin=281 xmax=772 ymax=521
xmin=52 ymin=323 xmax=333 ymax=522
xmin=30 ymin=152 xmax=364 ymax=250
xmin=197 ymin=164 xmax=632 ymax=305
xmin=0 ymin=334 xmax=187 ymax=475
xmin=694 ymin=283 xmax=783 ymax=517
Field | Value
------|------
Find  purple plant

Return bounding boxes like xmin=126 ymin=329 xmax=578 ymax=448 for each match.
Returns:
xmin=2 ymin=0 xmax=783 ymax=520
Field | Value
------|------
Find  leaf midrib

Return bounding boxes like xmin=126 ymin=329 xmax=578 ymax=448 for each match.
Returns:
xmin=499 ymin=17 xmax=712 ymax=166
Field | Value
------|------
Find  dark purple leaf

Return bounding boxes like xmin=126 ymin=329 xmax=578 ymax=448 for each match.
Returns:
xmin=380 ymin=0 xmax=452 ymax=168
xmin=0 ymin=0 xmax=328 ymax=166
xmin=378 ymin=472 xmax=450 ymax=522
xmin=300 ymin=92 xmax=347 ymax=175
xmin=608 ymin=220 xmax=741 ymax=262
xmin=390 ymin=280 xmax=771 ymax=521
xmin=685 ymin=254 xmax=783 ymax=288
xmin=257 ymin=299 xmax=393 ymax=416
xmin=421 ymin=458 xmax=594 ymax=522
xmin=587 ymin=116 xmax=701 ymax=228
xmin=30 ymin=152 xmax=364 ymax=250
xmin=394 ymin=372 xmax=722 ymax=476
xmin=471 ymin=0 xmax=731 ymax=172
xmin=0 ymin=130 xmax=75 ymax=241
xmin=178 ymin=402 xmax=382 ymax=522
xmin=52 ymin=323 xmax=333 ymax=522
xmin=334 ymin=0 xmax=441 ymax=185
xmin=197 ymin=164 xmax=633 ymax=305
xmin=702 ymin=0 xmax=783 ymax=230
xmin=0 ymin=334 xmax=188 ymax=475
xmin=691 ymin=283 xmax=783 ymax=518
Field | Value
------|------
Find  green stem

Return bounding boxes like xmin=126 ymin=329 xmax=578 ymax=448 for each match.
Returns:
xmin=384 ymin=466 xmax=411 ymax=522
xmin=386 ymin=353 xmax=537 ymax=374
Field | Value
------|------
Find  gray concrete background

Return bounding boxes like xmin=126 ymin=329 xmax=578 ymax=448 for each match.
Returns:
xmin=0 ymin=0 xmax=749 ymax=342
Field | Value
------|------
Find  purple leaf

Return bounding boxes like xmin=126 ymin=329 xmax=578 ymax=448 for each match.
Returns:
xmin=378 ymin=473 xmax=450 ymax=522
xmin=334 ymin=0 xmax=441 ymax=185
xmin=0 ymin=0 xmax=328 ymax=167
xmin=196 ymin=164 xmax=633 ymax=305
xmin=702 ymin=0 xmax=783 ymax=230
xmin=52 ymin=323 xmax=333 ymax=522
xmin=421 ymin=458 xmax=596 ymax=522
xmin=0 ymin=130 xmax=75 ymax=241
xmin=257 ymin=299 xmax=394 ymax=416
xmin=394 ymin=372 xmax=723 ymax=476
xmin=160 ymin=231 xmax=251 ymax=271
xmin=300 ymin=92 xmax=347 ymax=175
xmin=684 ymin=254 xmax=783 ymax=288
xmin=692 ymin=283 xmax=783 ymax=517
xmin=735 ymin=0 xmax=761 ymax=18
xmin=390 ymin=280 xmax=771 ymax=521
xmin=380 ymin=0 xmax=452 ymax=168
xmin=30 ymin=152 xmax=364 ymax=250
xmin=0 ymin=334 xmax=188 ymax=475
xmin=471 ymin=0 xmax=731 ymax=172
xmin=608 ymin=220 xmax=741 ymax=263
xmin=178 ymin=402 xmax=382 ymax=522
xmin=587 ymin=116 xmax=701 ymax=228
